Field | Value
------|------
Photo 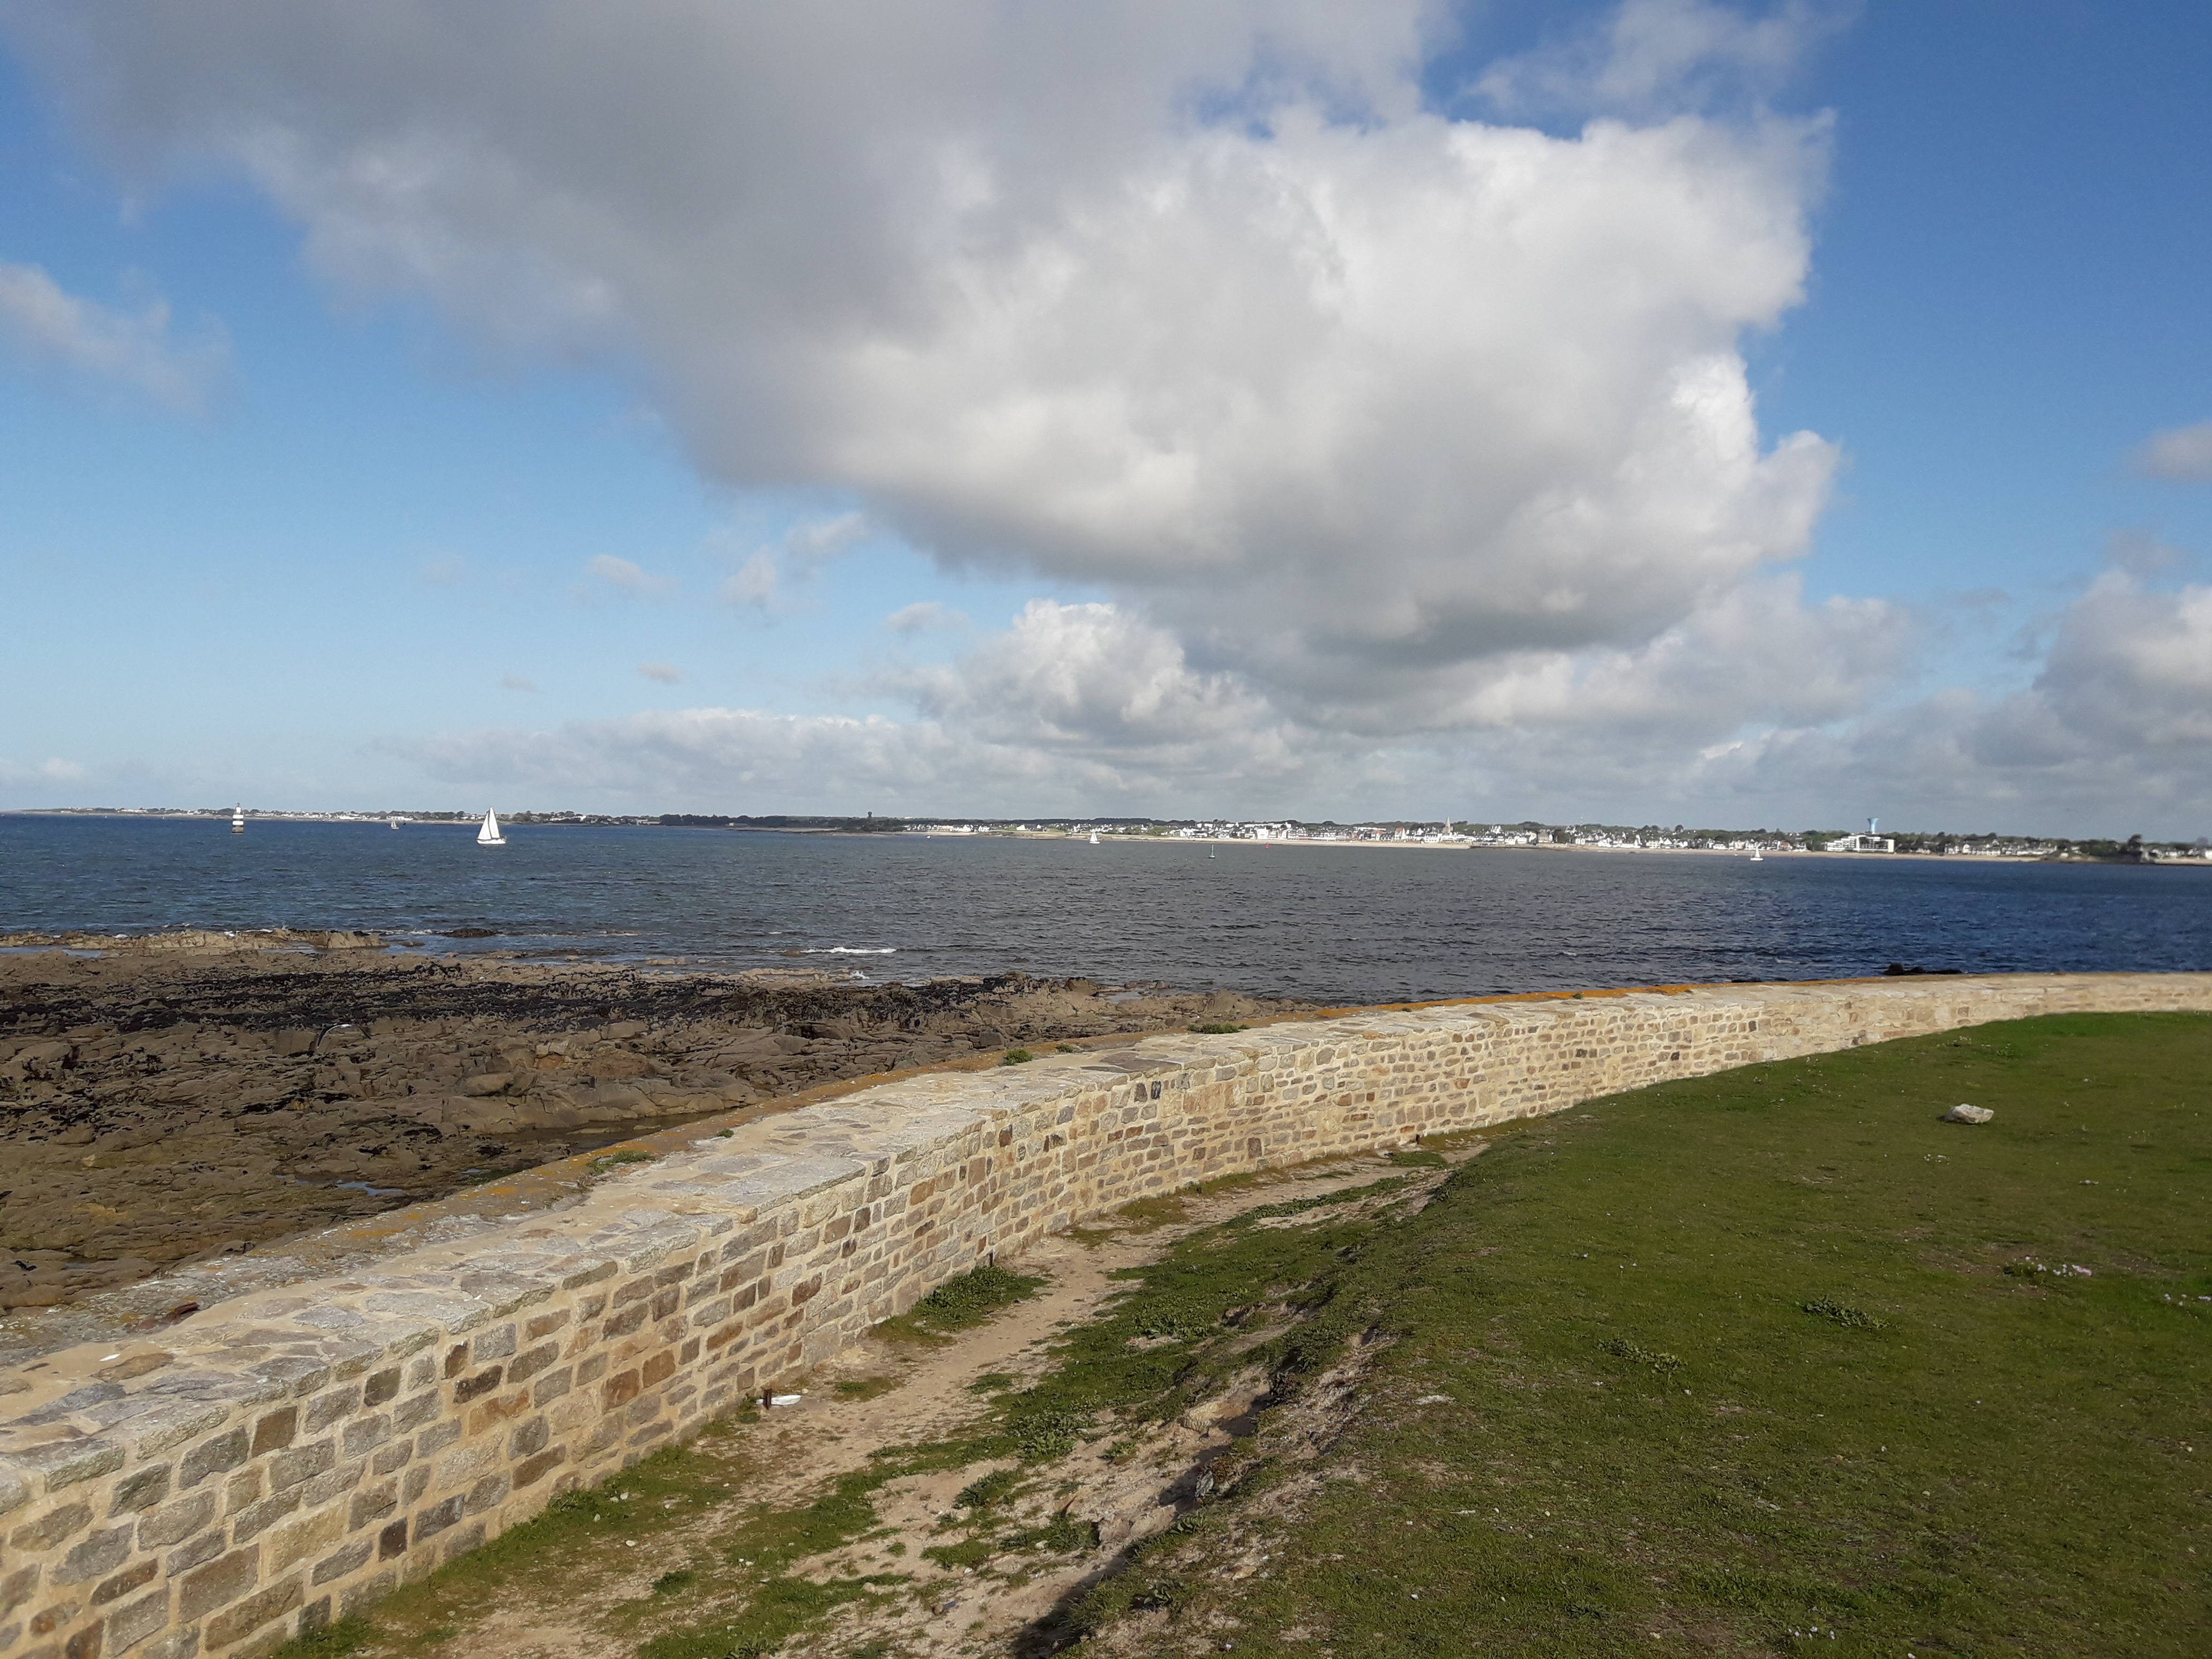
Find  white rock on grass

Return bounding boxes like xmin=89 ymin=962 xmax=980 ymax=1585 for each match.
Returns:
xmin=1942 ymin=1103 xmax=1996 ymax=1124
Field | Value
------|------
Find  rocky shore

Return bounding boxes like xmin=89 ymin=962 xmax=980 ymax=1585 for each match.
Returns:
xmin=0 ymin=934 xmax=1298 ymax=1313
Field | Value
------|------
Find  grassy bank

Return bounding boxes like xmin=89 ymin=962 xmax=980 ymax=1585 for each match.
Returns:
xmin=276 ymin=1012 xmax=2209 ymax=1658
xmin=1085 ymin=1012 xmax=2210 ymax=1656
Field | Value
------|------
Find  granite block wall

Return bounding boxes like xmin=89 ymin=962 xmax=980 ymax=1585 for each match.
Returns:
xmin=3 ymin=973 xmax=2208 ymax=1658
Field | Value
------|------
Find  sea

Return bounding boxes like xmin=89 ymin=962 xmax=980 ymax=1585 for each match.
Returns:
xmin=4 ymin=815 xmax=2208 ymax=1006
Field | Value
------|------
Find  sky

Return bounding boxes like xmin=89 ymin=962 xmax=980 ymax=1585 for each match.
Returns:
xmin=2 ymin=0 xmax=2208 ymax=836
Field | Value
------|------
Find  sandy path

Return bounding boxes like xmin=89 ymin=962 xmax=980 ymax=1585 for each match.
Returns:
xmin=402 ymin=1148 xmax=1459 ymax=1659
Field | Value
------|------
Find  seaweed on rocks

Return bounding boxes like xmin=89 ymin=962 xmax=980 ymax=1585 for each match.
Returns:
xmin=0 ymin=947 xmax=1304 ymax=1320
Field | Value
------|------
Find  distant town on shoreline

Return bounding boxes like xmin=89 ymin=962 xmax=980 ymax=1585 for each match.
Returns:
xmin=13 ymin=806 xmax=2209 ymax=863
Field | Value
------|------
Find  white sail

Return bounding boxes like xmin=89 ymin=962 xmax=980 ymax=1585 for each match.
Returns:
xmin=230 ymin=804 xmax=244 ymax=833
xmin=477 ymin=809 xmax=505 ymax=846
xmin=1089 ymin=829 xmax=1100 ymax=845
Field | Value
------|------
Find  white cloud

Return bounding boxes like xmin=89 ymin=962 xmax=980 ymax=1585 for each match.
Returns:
xmin=638 ymin=660 xmax=684 ymax=684
xmin=2031 ymin=571 xmax=2212 ymax=756
xmin=0 ymin=757 xmax=89 ymax=794
xmin=718 ymin=551 xmax=778 ymax=610
xmin=896 ymin=600 xmax=1301 ymax=769
xmin=2132 ymin=419 xmax=2212 ymax=483
xmin=586 ymin=554 xmax=676 ymax=597
xmin=783 ymin=512 xmax=869 ymax=564
xmin=499 ymin=672 xmax=540 ymax=693
xmin=884 ymin=600 xmax=964 ymax=635
xmin=380 ymin=566 xmax=2212 ymax=833
xmin=385 ymin=587 xmax=1917 ymax=819
xmin=1474 ymin=0 xmax=1851 ymax=121
xmin=18 ymin=3 xmax=2201 ymax=828
xmin=0 ymin=257 xmax=228 ymax=409
xmin=390 ymin=707 xmax=966 ymax=809
xmin=1671 ymin=572 xmax=2212 ymax=831
xmin=2102 ymin=528 xmax=2187 ymax=578
xmin=10 ymin=4 xmax=1833 ymax=698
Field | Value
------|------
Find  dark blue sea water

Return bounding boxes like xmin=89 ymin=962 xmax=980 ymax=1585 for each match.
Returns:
xmin=3 ymin=816 xmax=2207 ymax=1005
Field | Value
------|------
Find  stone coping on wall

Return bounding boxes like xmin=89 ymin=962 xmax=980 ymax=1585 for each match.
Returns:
xmin=3 ymin=973 xmax=2208 ymax=1659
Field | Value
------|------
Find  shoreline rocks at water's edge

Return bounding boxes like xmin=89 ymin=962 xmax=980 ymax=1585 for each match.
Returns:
xmin=0 ymin=943 xmax=1301 ymax=1318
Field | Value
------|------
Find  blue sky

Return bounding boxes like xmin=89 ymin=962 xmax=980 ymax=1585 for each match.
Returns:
xmin=3 ymin=2 xmax=2208 ymax=834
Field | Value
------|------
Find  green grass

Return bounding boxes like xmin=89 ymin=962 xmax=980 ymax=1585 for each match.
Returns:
xmin=871 ymin=1260 xmax=1045 ymax=1346
xmin=587 ymin=1147 xmax=655 ymax=1175
xmin=636 ymin=1574 xmax=891 ymax=1659
xmin=264 ymin=1447 xmax=732 ymax=1653
xmin=1112 ymin=1193 xmax=1190 ymax=1230
xmin=1062 ymin=1012 xmax=2212 ymax=1657
xmin=272 ymin=1014 xmax=2211 ymax=1659
xmin=955 ymin=1468 xmax=1022 ymax=1509
xmin=268 ymin=1615 xmax=375 ymax=1658
xmin=1224 ymin=1172 xmax=1409 ymax=1226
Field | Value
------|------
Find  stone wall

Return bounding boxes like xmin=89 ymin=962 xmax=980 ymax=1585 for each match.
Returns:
xmin=4 ymin=973 xmax=2208 ymax=1658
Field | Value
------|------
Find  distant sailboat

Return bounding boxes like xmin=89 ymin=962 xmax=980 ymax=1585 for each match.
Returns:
xmin=1089 ymin=829 xmax=1100 ymax=845
xmin=477 ymin=809 xmax=506 ymax=847
xmin=230 ymin=804 xmax=244 ymax=834
xmin=1749 ymin=849 xmax=1764 ymax=863
xmin=388 ymin=817 xmax=403 ymax=829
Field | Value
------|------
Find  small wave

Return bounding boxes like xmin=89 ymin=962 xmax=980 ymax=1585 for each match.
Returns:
xmin=804 ymin=946 xmax=897 ymax=955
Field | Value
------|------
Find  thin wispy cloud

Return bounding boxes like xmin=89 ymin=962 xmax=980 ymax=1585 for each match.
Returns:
xmin=586 ymin=554 xmax=676 ymax=597
xmin=1473 ymin=0 xmax=1852 ymax=120
xmin=638 ymin=661 xmax=684 ymax=684
xmin=0 ymin=257 xmax=229 ymax=411
xmin=2132 ymin=419 xmax=2212 ymax=483
xmin=499 ymin=672 xmax=541 ymax=693
xmin=784 ymin=512 xmax=868 ymax=564
xmin=719 ymin=551 xmax=778 ymax=611
xmin=885 ymin=600 xmax=965 ymax=635
xmin=0 ymin=756 xmax=88 ymax=785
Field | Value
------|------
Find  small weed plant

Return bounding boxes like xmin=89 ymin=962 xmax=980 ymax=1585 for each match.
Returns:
xmin=1598 ymin=1334 xmax=1686 ymax=1373
xmin=1800 ymin=1296 xmax=1887 ymax=1329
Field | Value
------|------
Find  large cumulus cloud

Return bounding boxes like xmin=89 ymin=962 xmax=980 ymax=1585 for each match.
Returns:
xmin=11 ymin=5 xmax=1837 ymax=686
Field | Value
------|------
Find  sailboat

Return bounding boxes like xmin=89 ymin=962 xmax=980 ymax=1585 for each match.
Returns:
xmin=477 ymin=809 xmax=506 ymax=848
xmin=1089 ymin=829 xmax=1100 ymax=845
xmin=230 ymin=804 xmax=244 ymax=834
xmin=1749 ymin=849 xmax=1764 ymax=863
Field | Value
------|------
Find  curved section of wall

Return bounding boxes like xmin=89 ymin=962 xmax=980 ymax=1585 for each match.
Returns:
xmin=4 ymin=974 xmax=2208 ymax=1658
